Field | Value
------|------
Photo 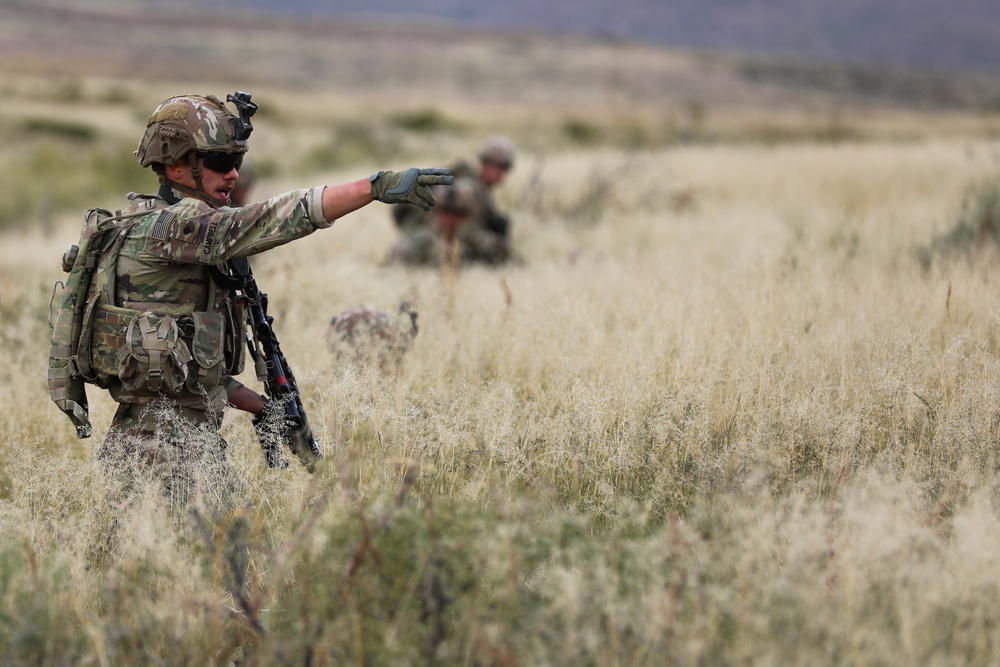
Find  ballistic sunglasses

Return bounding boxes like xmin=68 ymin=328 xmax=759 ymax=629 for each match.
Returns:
xmin=198 ymin=152 xmax=244 ymax=174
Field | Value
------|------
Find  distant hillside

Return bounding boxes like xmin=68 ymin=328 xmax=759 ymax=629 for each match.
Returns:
xmin=4 ymin=0 xmax=1000 ymax=119
xmin=182 ymin=0 xmax=1000 ymax=75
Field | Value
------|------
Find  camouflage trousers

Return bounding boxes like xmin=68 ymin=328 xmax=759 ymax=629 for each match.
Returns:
xmin=98 ymin=399 xmax=240 ymax=518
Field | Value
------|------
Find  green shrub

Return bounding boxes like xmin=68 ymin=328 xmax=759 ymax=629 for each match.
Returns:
xmin=47 ymin=78 xmax=83 ymax=103
xmin=918 ymin=181 xmax=1000 ymax=268
xmin=390 ymin=108 xmax=463 ymax=133
xmin=22 ymin=117 xmax=96 ymax=141
xmin=562 ymin=117 xmax=603 ymax=145
xmin=303 ymin=121 xmax=403 ymax=172
xmin=95 ymin=85 xmax=134 ymax=105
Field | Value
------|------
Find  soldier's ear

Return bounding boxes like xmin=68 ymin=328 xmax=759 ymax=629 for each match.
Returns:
xmin=165 ymin=162 xmax=183 ymax=177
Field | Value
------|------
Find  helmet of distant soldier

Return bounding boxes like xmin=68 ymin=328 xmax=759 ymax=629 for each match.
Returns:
xmin=135 ymin=94 xmax=248 ymax=168
xmin=326 ymin=304 xmax=419 ymax=371
xmin=477 ymin=135 xmax=516 ymax=170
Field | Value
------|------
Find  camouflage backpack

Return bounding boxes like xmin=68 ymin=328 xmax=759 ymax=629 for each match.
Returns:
xmin=326 ymin=303 xmax=419 ymax=371
xmin=47 ymin=198 xmax=168 ymax=437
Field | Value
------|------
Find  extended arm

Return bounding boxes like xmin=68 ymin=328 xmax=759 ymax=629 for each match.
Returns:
xmin=321 ymin=168 xmax=454 ymax=221
xmin=320 ymin=178 xmax=374 ymax=222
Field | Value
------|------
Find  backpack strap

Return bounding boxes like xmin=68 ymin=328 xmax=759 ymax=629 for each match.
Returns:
xmin=47 ymin=347 xmax=91 ymax=438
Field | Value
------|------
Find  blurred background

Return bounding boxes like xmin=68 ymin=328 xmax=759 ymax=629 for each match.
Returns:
xmin=193 ymin=0 xmax=1000 ymax=74
xmin=2 ymin=0 xmax=999 ymax=231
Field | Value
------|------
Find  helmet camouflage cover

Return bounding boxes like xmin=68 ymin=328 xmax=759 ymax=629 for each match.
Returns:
xmin=477 ymin=135 xmax=516 ymax=170
xmin=327 ymin=304 xmax=418 ymax=371
xmin=135 ymin=94 xmax=248 ymax=167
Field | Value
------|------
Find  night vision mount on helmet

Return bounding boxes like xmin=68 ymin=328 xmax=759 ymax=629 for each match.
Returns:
xmin=226 ymin=91 xmax=257 ymax=141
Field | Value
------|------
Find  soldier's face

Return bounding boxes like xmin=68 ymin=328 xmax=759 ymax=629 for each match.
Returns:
xmin=170 ymin=155 xmax=240 ymax=205
xmin=480 ymin=160 xmax=509 ymax=188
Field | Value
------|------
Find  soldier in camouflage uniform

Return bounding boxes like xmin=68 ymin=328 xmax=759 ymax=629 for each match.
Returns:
xmin=390 ymin=135 xmax=516 ymax=266
xmin=386 ymin=178 xmax=483 ymax=266
xmin=85 ymin=93 xmax=451 ymax=508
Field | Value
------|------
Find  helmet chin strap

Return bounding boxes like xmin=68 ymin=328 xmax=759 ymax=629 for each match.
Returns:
xmin=158 ymin=153 xmax=229 ymax=208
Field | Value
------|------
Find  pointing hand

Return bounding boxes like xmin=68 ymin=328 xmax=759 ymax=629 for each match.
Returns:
xmin=370 ymin=168 xmax=454 ymax=210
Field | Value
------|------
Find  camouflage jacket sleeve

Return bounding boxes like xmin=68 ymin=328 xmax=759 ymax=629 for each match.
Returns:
xmin=146 ymin=186 xmax=331 ymax=264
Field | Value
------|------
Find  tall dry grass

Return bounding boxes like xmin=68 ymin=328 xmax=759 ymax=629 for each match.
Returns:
xmin=3 ymin=135 xmax=1000 ymax=664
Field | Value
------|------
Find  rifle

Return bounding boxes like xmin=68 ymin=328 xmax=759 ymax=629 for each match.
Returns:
xmin=223 ymin=257 xmax=321 ymax=472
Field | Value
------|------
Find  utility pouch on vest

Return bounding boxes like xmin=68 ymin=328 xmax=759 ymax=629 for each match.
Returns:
xmin=117 ymin=312 xmax=194 ymax=394
xmin=188 ymin=311 xmax=226 ymax=390
xmin=88 ymin=304 xmax=133 ymax=384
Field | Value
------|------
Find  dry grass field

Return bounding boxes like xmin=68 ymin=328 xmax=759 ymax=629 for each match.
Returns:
xmin=5 ymin=3 xmax=1000 ymax=665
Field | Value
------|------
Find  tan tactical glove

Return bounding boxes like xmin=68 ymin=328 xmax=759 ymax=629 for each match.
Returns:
xmin=370 ymin=168 xmax=454 ymax=211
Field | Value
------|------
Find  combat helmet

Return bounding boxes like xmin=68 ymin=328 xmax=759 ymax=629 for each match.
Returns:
xmin=477 ymin=135 xmax=516 ymax=170
xmin=136 ymin=92 xmax=257 ymax=206
xmin=327 ymin=303 xmax=419 ymax=372
xmin=136 ymin=94 xmax=250 ymax=167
